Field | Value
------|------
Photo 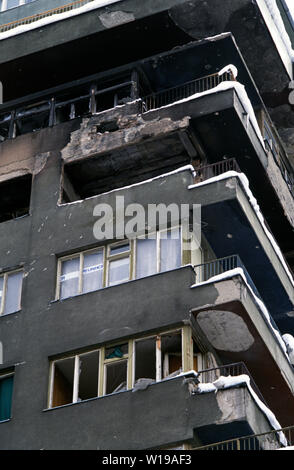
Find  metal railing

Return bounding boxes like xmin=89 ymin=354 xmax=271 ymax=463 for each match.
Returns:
xmin=197 ymin=362 xmax=266 ymax=406
xmin=193 ymin=254 xmax=260 ymax=297
xmin=0 ymin=0 xmax=96 ymax=33
xmin=194 ymin=158 xmax=241 ymax=183
xmin=0 ymin=77 xmax=136 ymax=140
xmin=194 ymin=425 xmax=294 ymax=450
xmin=141 ymin=71 xmax=234 ymax=112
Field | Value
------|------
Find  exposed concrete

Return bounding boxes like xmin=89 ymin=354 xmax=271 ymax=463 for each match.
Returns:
xmin=197 ymin=309 xmax=255 ymax=352
xmin=62 ymin=106 xmax=190 ymax=164
xmin=99 ymin=11 xmax=135 ymax=29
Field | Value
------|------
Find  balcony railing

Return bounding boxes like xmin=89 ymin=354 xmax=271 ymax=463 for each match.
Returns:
xmin=194 ymin=425 xmax=294 ymax=450
xmin=141 ymin=71 xmax=234 ymax=113
xmin=194 ymin=254 xmax=260 ymax=297
xmin=0 ymin=0 xmax=97 ymax=33
xmin=197 ymin=362 xmax=267 ymax=406
xmin=193 ymin=158 xmax=241 ymax=183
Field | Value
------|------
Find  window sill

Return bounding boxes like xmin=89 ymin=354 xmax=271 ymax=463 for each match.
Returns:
xmin=51 ymin=265 xmax=192 ymax=304
xmin=44 ymin=371 xmax=197 ymax=412
xmin=0 ymin=418 xmax=11 ymax=424
xmin=0 ymin=309 xmax=21 ymax=319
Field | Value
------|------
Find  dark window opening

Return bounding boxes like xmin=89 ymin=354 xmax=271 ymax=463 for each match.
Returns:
xmin=52 ymin=357 xmax=74 ymax=408
xmin=0 ymin=174 xmax=32 ymax=223
xmin=135 ymin=337 xmax=157 ymax=382
xmin=105 ymin=360 xmax=127 ymax=395
xmin=161 ymin=331 xmax=182 ymax=378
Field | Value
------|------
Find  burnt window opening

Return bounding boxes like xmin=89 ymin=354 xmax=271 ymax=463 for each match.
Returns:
xmin=96 ymin=120 xmax=119 ymax=134
xmin=0 ymin=69 xmax=144 ymax=141
xmin=0 ymin=174 xmax=32 ymax=223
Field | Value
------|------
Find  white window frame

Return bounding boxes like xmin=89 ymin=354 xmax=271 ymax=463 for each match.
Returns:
xmin=56 ymin=225 xmax=188 ymax=300
xmin=1 ymin=0 xmax=27 ymax=12
xmin=134 ymin=225 xmax=183 ymax=278
xmin=56 ymin=247 xmax=105 ymax=300
xmin=106 ymin=240 xmax=133 ymax=287
xmin=0 ymin=269 xmax=23 ymax=316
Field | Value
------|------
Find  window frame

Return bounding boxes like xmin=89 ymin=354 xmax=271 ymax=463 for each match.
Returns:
xmin=0 ymin=370 xmax=14 ymax=423
xmin=48 ymin=326 xmax=200 ymax=409
xmin=0 ymin=268 xmax=23 ymax=316
xmin=0 ymin=0 xmax=33 ymax=12
xmin=56 ymin=225 xmax=187 ymax=300
xmin=56 ymin=246 xmax=105 ymax=300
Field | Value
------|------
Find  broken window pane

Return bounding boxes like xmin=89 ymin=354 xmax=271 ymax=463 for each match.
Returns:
xmin=52 ymin=357 xmax=75 ymax=407
xmin=105 ymin=343 xmax=128 ymax=359
xmin=108 ymin=257 xmax=130 ymax=286
xmin=136 ymin=238 xmax=157 ymax=279
xmin=105 ymin=360 xmax=127 ymax=395
xmin=160 ymin=228 xmax=182 ymax=272
xmin=60 ymin=257 xmax=80 ymax=299
xmin=161 ymin=331 xmax=182 ymax=378
xmin=135 ymin=337 xmax=156 ymax=382
xmin=82 ymin=251 xmax=103 ymax=294
xmin=3 ymin=271 xmax=23 ymax=315
xmin=78 ymin=351 xmax=99 ymax=401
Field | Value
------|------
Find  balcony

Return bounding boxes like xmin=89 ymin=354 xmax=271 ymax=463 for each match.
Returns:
xmin=194 ymin=425 xmax=294 ymax=450
xmin=141 ymin=70 xmax=234 ymax=112
xmin=193 ymin=254 xmax=261 ymax=298
xmin=196 ymin=362 xmax=267 ymax=407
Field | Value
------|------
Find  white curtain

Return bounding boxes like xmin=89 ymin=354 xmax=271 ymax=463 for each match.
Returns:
xmin=82 ymin=251 xmax=103 ymax=294
xmin=136 ymin=238 xmax=157 ymax=279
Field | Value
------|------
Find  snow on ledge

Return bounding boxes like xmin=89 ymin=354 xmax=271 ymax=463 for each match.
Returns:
xmin=191 ymin=267 xmax=290 ymax=360
xmin=196 ymin=374 xmax=287 ymax=447
xmin=263 ymin=0 xmax=294 ymax=60
xmin=59 ymin=164 xmax=195 ymax=206
xmin=188 ymin=170 xmax=294 ymax=290
xmin=144 ymin=80 xmax=265 ymax=149
xmin=0 ymin=0 xmax=124 ymax=40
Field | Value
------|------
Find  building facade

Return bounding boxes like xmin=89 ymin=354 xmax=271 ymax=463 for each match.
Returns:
xmin=0 ymin=0 xmax=294 ymax=450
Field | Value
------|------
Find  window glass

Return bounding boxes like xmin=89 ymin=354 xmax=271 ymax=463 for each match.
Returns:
xmin=105 ymin=360 xmax=127 ymax=395
xmin=78 ymin=351 xmax=99 ymax=401
xmin=108 ymin=257 xmax=130 ymax=286
xmin=136 ymin=238 xmax=157 ymax=279
xmin=60 ymin=257 xmax=80 ymax=299
xmin=0 ymin=375 xmax=13 ymax=421
xmin=160 ymin=228 xmax=181 ymax=272
xmin=109 ymin=243 xmax=130 ymax=256
xmin=52 ymin=357 xmax=75 ymax=407
xmin=7 ymin=0 xmax=19 ymax=9
xmin=82 ymin=251 xmax=103 ymax=294
xmin=3 ymin=271 xmax=23 ymax=315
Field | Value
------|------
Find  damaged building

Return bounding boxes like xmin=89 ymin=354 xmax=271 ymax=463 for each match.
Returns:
xmin=0 ymin=0 xmax=294 ymax=450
